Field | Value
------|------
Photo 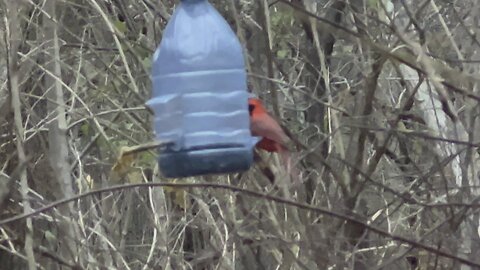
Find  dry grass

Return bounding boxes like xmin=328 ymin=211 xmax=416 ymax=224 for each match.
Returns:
xmin=1 ymin=0 xmax=480 ymax=269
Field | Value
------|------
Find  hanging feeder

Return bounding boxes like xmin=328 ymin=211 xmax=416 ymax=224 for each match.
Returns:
xmin=146 ymin=0 xmax=258 ymax=178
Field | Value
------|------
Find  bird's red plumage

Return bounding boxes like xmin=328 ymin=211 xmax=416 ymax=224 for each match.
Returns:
xmin=248 ymin=98 xmax=289 ymax=152
xmin=248 ymin=97 xmax=300 ymax=183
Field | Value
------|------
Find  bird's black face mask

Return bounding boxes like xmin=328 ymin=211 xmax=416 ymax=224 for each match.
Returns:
xmin=248 ymin=104 xmax=255 ymax=115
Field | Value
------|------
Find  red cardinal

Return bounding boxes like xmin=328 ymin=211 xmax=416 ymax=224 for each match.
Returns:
xmin=248 ymin=97 xmax=290 ymax=153
xmin=248 ymin=97 xmax=300 ymax=183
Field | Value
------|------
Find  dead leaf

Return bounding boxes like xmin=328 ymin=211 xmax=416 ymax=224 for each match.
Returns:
xmin=163 ymin=179 xmax=189 ymax=209
xmin=126 ymin=170 xmax=143 ymax=184
xmin=109 ymin=148 xmax=137 ymax=184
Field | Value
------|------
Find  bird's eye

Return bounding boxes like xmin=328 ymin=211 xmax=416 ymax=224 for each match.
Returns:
xmin=248 ymin=104 xmax=255 ymax=114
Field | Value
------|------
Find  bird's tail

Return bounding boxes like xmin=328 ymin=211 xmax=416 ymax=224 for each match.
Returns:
xmin=278 ymin=148 xmax=301 ymax=185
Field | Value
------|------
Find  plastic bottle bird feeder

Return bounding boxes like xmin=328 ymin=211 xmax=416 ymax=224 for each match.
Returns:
xmin=146 ymin=0 xmax=258 ymax=178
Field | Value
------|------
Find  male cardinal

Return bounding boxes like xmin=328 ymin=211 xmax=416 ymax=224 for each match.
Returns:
xmin=248 ymin=97 xmax=290 ymax=153
xmin=248 ymin=97 xmax=299 ymax=183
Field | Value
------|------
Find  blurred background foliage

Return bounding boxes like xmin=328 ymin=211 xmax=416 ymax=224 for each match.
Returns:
xmin=1 ymin=0 xmax=480 ymax=269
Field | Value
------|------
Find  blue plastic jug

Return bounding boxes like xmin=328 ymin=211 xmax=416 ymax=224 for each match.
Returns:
xmin=147 ymin=0 xmax=258 ymax=178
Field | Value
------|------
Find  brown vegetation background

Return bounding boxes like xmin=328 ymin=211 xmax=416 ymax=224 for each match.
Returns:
xmin=1 ymin=0 xmax=480 ymax=269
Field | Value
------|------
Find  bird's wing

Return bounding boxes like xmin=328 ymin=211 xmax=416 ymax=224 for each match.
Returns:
xmin=251 ymin=115 xmax=290 ymax=147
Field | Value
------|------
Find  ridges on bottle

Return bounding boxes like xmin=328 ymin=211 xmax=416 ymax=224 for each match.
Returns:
xmin=147 ymin=0 xmax=257 ymax=177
